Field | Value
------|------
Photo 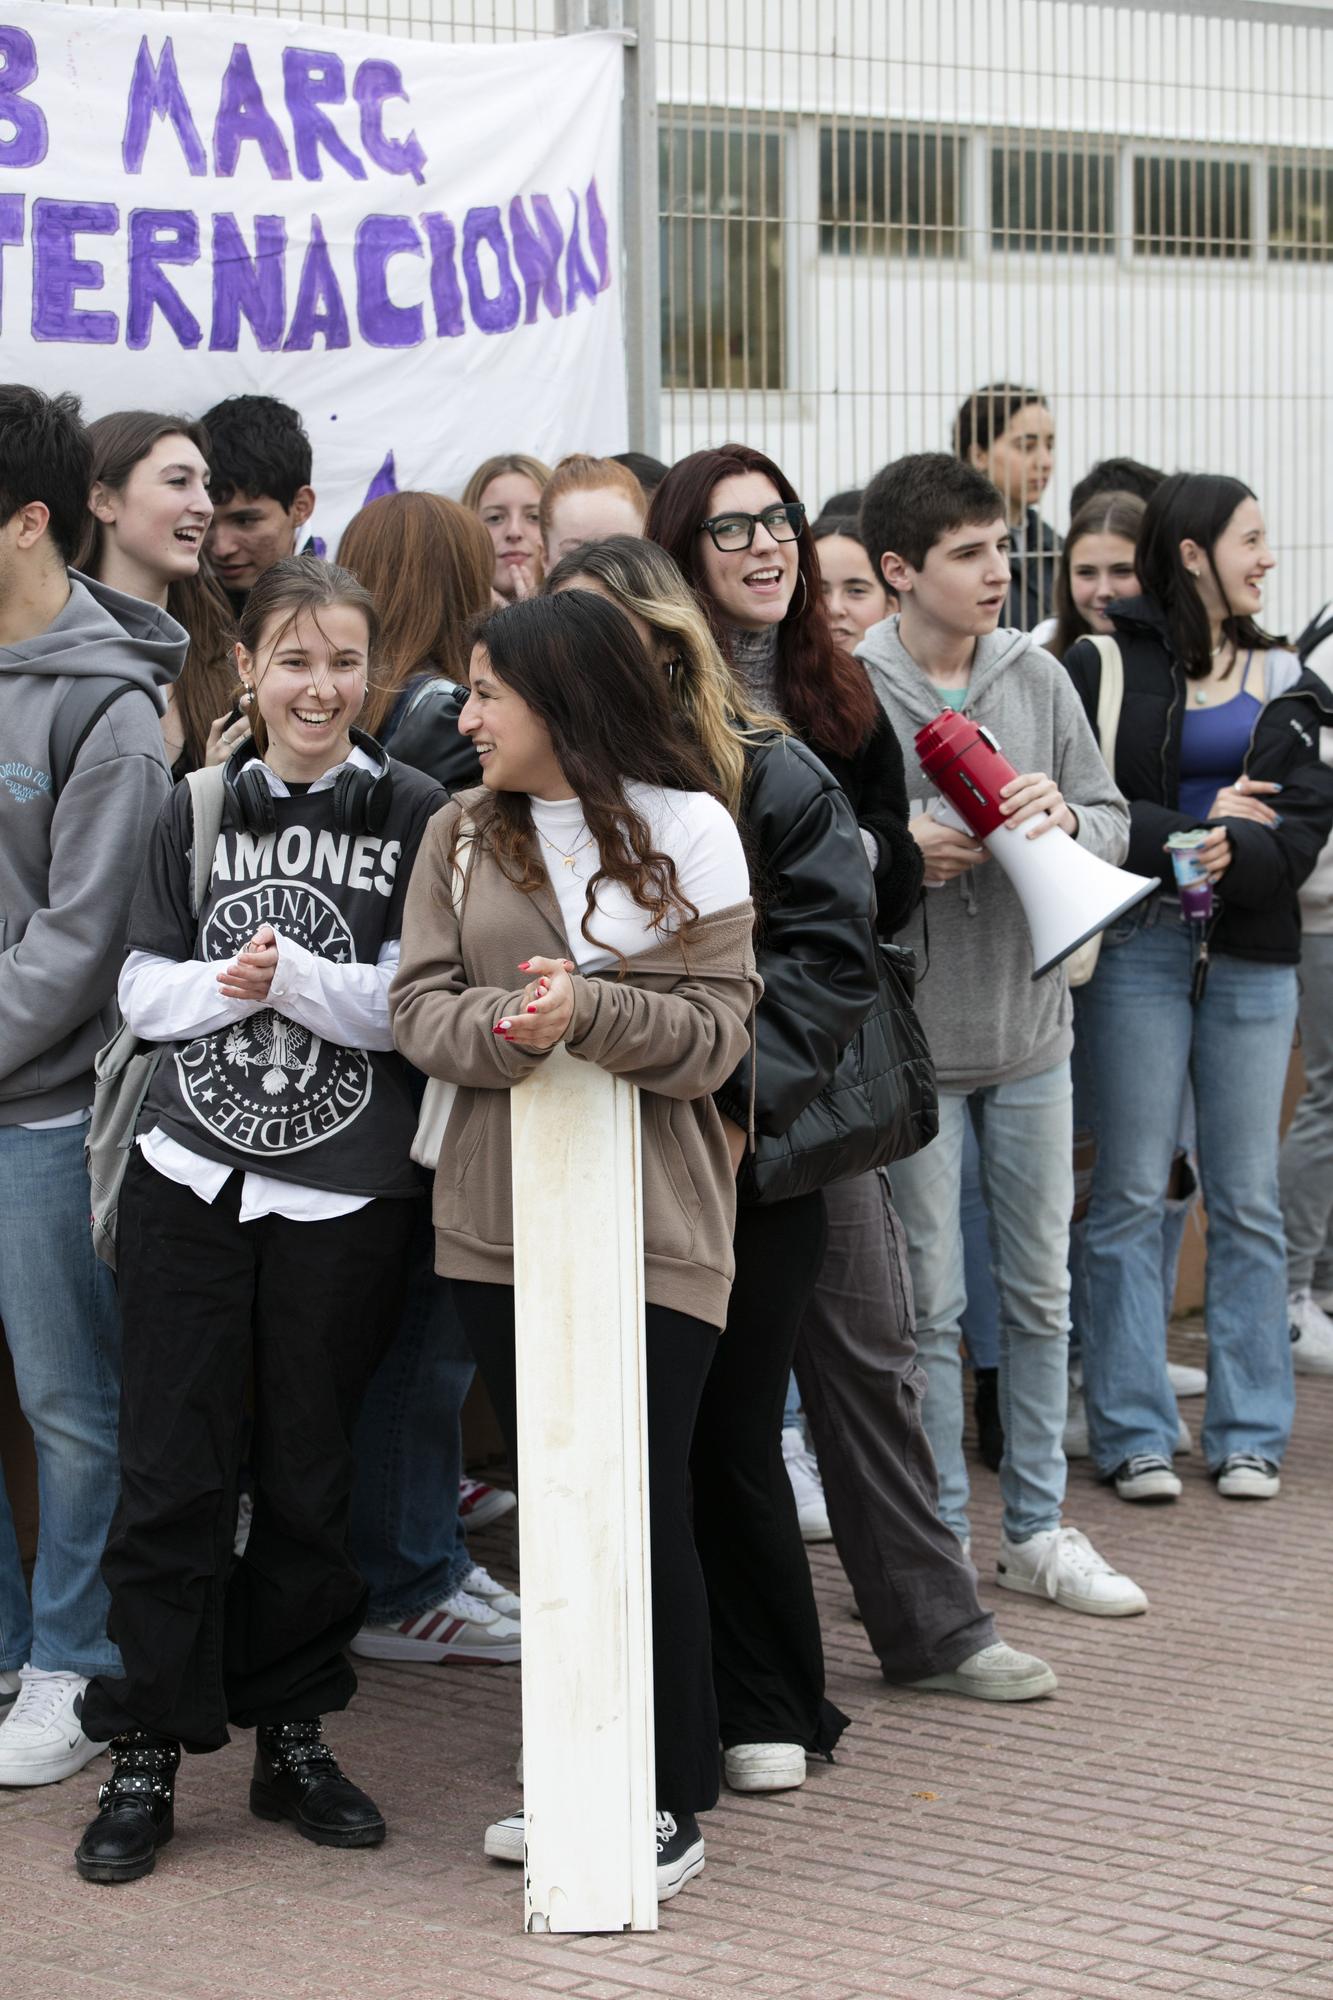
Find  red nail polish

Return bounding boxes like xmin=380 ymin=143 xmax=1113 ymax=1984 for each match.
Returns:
xmin=518 ymin=961 xmax=530 ymax=971
xmin=527 ymin=1004 xmax=537 ymax=1013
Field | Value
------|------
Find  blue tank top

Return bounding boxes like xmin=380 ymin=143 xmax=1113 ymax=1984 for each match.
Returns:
xmin=1178 ymin=653 xmax=1262 ymax=821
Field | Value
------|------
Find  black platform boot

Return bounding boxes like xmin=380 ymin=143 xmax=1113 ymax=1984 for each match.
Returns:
xmin=74 ymin=1731 xmax=179 ymax=1884
xmin=250 ymin=1719 xmax=386 ymax=1848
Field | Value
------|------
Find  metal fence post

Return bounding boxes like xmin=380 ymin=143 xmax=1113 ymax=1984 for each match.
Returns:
xmin=556 ymin=0 xmax=662 ymax=455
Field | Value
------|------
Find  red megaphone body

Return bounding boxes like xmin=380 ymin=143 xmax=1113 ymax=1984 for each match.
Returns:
xmin=914 ymin=709 xmax=1155 ymax=979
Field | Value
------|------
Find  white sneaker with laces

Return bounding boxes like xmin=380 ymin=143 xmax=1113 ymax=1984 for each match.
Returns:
xmin=461 ymin=1564 xmax=521 ymax=1620
xmin=0 ymin=1667 xmax=108 ymax=1787
xmin=1166 ymin=1361 xmax=1208 ymax=1397
xmin=996 ymin=1526 xmax=1148 ymax=1617
xmin=781 ymin=1427 xmax=831 ymax=1542
xmin=905 ymin=1640 xmax=1058 ymax=1701
xmin=1289 ymin=1293 xmax=1333 ymax=1375
xmin=350 ymin=1586 xmax=521 ymax=1664
xmin=723 ymin=1741 xmax=805 ymax=1792
xmin=1114 ymin=1454 xmax=1182 ymax=1503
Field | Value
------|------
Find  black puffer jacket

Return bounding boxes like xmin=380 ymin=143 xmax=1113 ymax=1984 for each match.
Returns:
xmin=715 ymin=734 xmax=880 ymax=1137
xmin=810 ymin=708 xmax=924 ymax=937
xmin=1066 ymin=595 xmax=1333 ymax=963
xmin=383 ymin=676 xmax=482 ymax=796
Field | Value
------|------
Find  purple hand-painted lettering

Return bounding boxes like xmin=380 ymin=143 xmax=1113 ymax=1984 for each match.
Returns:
xmin=354 ymin=216 xmax=423 ymax=347
xmin=282 ymin=216 xmax=350 ymax=350
xmin=461 ymin=207 xmax=519 ymax=335
xmin=283 ymin=48 xmax=366 ymax=183
xmin=213 ymin=45 xmax=292 ymax=180
xmin=563 ymin=190 xmax=601 ymax=313
xmin=586 ymin=176 xmax=611 ymax=292
xmin=421 ymin=213 xmax=464 ymax=338
xmin=0 ymin=194 xmax=23 ymax=327
xmin=122 ymin=37 xmax=206 ymax=176
xmin=363 ymin=452 xmax=398 ymax=504
xmin=0 ymin=27 xmax=48 ymax=169
xmin=127 ymin=208 xmax=202 ymax=349
xmin=32 ymin=199 xmax=118 ymax=343
xmin=210 ymin=213 xmax=286 ymax=351
xmin=354 ymin=61 xmax=426 ymax=186
xmin=508 ymin=195 xmax=563 ymax=324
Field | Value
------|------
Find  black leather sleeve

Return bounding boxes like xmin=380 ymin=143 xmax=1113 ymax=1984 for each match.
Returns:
xmin=715 ymin=737 xmax=880 ymax=1138
xmin=383 ymin=681 xmax=483 ymax=796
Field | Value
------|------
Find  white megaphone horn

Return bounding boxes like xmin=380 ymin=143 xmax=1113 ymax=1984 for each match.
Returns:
xmin=915 ymin=711 xmax=1156 ymax=981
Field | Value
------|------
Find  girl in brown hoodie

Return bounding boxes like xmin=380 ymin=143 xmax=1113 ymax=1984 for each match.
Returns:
xmin=390 ymin=590 xmax=760 ymax=1899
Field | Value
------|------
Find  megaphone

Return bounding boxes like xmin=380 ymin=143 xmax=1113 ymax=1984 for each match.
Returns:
xmin=914 ymin=710 xmax=1155 ymax=980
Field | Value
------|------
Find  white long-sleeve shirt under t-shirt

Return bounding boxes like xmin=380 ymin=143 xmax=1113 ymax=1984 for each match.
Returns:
xmin=127 ymin=751 xmax=397 ymax=1222
xmin=528 ymin=785 xmax=750 ymax=972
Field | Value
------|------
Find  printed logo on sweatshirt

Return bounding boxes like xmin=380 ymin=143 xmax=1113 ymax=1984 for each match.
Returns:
xmin=0 ymin=760 xmax=52 ymax=805
xmin=212 ymin=828 xmax=401 ymax=896
xmin=174 ymin=880 xmax=370 ymax=1155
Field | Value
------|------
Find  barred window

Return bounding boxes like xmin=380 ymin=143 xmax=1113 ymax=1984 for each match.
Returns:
xmin=659 ymin=123 xmax=785 ymax=390
xmin=818 ymin=127 xmax=965 ymax=257
xmin=1133 ymin=154 xmax=1252 ymax=258
xmin=1269 ymin=160 xmax=1333 ymax=263
xmin=990 ymin=143 xmax=1115 ymax=253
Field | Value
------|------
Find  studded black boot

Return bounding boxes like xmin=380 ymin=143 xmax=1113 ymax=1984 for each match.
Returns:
xmin=250 ymin=1719 xmax=385 ymax=1848
xmin=74 ymin=1731 xmax=179 ymax=1884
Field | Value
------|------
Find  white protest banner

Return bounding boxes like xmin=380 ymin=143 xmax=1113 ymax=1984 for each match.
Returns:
xmin=0 ymin=1 xmax=627 ymax=548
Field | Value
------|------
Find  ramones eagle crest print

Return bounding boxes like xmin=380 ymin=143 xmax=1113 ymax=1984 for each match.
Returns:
xmin=176 ymin=879 xmax=372 ymax=1155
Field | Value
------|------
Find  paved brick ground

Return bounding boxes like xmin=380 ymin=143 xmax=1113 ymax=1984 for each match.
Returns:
xmin=4 ymin=1326 xmax=1331 ymax=2000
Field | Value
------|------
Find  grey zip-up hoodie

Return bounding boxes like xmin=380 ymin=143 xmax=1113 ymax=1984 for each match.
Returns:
xmin=0 ymin=571 xmax=185 ymax=1123
xmin=856 ymin=617 xmax=1130 ymax=1092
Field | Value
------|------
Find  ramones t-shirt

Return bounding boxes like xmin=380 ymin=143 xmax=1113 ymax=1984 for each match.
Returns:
xmin=130 ymin=757 xmax=444 ymax=1198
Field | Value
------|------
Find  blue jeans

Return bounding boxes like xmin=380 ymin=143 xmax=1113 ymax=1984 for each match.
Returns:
xmin=888 ymin=1060 xmax=1073 ymax=1545
xmin=350 ymin=1204 xmax=473 ymax=1621
xmin=0 ymin=1123 xmax=122 ymax=1675
xmin=1077 ymin=908 xmax=1297 ymax=1473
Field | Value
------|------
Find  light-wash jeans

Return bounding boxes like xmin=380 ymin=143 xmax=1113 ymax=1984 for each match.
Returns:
xmin=1279 ymin=931 xmax=1333 ymax=1295
xmin=0 ymin=1123 xmax=122 ymax=1676
xmin=1077 ymin=907 xmax=1297 ymax=1473
xmin=888 ymin=1059 xmax=1073 ymax=1545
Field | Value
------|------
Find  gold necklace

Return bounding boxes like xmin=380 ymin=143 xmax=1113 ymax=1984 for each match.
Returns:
xmin=537 ymin=825 xmax=596 ymax=871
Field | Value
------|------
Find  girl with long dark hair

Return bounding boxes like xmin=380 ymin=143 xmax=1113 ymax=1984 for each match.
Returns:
xmin=954 ymin=383 xmax=1059 ymax=631
xmin=80 ymin=411 xmax=243 ymax=776
xmin=1066 ymin=473 xmax=1333 ymax=1502
xmin=391 ymin=589 xmax=760 ymax=1899
xmin=1044 ymin=491 xmax=1146 ymax=660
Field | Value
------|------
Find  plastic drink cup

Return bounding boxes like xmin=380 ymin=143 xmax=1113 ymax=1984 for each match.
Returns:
xmin=1166 ymin=828 xmax=1214 ymax=922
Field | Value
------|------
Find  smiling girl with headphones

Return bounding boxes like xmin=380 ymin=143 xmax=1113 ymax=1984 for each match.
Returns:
xmin=75 ymin=556 xmax=444 ymax=1887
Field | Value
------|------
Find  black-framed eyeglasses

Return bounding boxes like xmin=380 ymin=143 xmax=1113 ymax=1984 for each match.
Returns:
xmin=698 ymin=501 xmax=806 ymax=552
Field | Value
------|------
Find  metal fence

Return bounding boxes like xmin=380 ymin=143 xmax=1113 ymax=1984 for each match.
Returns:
xmin=63 ymin=0 xmax=1333 ymax=625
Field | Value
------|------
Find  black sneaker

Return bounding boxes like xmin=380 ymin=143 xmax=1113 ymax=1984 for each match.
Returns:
xmin=75 ymin=1731 xmax=179 ymax=1884
xmin=1113 ymin=1454 xmax=1182 ymax=1503
xmin=1215 ymin=1453 xmax=1280 ymax=1500
xmin=655 ymin=1810 xmax=704 ymax=1900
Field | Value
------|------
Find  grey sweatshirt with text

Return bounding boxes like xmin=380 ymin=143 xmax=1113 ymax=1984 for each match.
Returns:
xmin=856 ymin=617 xmax=1130 ymax=1092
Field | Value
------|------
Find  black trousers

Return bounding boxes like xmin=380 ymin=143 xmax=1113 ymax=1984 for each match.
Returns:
xmin=796 ymin=1171 xmax=994 ymax=1681
xmin=82 ymin=1151 xmax=415 ymax=1754
xmin=690 ymin=1192 xmax=848 ymax=1756
xmin=452 ymin=1279 xmax=720 ymax=1817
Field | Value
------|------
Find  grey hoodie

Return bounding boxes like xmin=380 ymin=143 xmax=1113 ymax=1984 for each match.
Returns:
xmin=0 ymin=571 xmax=186 ymax=1123
xmin=856 ymin=617 xmax=1130 ymax=1092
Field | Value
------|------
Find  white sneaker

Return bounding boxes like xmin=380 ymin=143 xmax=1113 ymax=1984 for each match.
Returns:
xmin=1113 ymin=1454 xmax=1182 ymax=1503
xmin=350 ymin=1586 xmax=521 ymax=1664
xmin=905 ymin=1640 xmax=1058 ymax=1701
xmin=1062 ymin=1387 xmax=1090 ymax=1459
xmin=484 ymin=1810 xmax=706 ymax=1900
xmin=0 ymin=1671 xmax=19 ymax=1717
xmin=781 ymin=1428 xmax=831 ymax=1542
xmin=996 ymin=1527 xmax=1148 ymax=1618
xmin=0 ymin=1668 xmax=108 ymax=1787
xmin=723 ymin=1741 xmax=805 ymax=1792
xmin=458 ymin=1475 xmax=516 ymax=1530
xmin=461 ymin=1564 xmax=521 ymax=1620
xmin=1167 ymin=1361 xmax=1208 ymax=1397
xmin=1289 ymin=1293 xmax=1333 ymax=1375
xmin=484 ymin=1811 xmax=525 ymax=1863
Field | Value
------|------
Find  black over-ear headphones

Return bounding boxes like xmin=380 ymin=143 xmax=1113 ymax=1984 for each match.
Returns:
xmin=224 ymin=729 xmax=395 ymax=837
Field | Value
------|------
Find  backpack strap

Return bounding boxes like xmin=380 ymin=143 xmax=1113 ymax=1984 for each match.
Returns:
xmin=1090 ymin=634 xmax=1125 ymax=765
xmin=183 ymin=764 xmax=227 ymax=919
xmin=49 ymin=677 xmax=142 ymax=798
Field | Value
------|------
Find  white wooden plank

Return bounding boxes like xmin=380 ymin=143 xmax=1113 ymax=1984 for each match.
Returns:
xmin=510 ymin=1045 xmax=657 ymax=1934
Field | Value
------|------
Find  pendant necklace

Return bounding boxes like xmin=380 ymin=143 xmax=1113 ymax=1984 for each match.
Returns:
xmin=538 ymin=825 xmax=596 ymax=871
xmin=1194 ymin=640 xmax=1229 ymax=704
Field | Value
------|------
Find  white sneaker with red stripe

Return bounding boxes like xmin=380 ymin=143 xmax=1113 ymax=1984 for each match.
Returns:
xmin=459 ymin=1476 xmax=516 ymax=1530
xmin=350 ymin=1586 xmax=521 ymax=1664
xmin=461 ymin=1565 xmax=521 ymax=1620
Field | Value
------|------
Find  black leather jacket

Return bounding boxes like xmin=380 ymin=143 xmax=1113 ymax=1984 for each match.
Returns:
xmin=715 ymin=734 xmax=880 ymax=1138
xmin=383 ymin=676 xmax=482 ymax=796
xmin=1066 ymin=594 xmax=1333 ymax=963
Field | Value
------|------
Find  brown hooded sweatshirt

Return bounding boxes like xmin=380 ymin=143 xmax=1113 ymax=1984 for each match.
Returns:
xmin=390 ymin=794 xmax=762 ymax=1330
